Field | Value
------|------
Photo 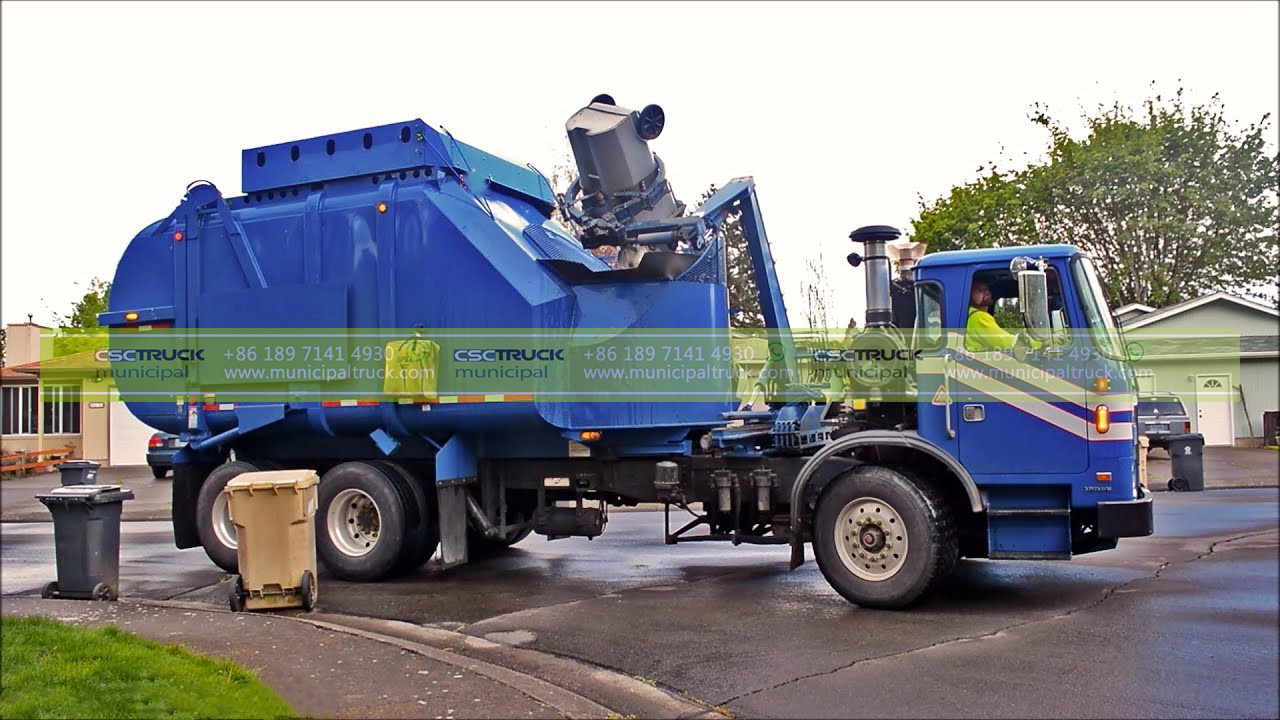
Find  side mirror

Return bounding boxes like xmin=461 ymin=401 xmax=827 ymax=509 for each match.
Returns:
xmin=1017 ymin=269 xmax=1051 ymax=341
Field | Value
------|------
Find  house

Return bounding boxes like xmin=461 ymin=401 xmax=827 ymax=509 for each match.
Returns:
xmin=1119 ymin=292 xmax=1279 ymax=446
xmin=1 ymin=322 xmax=154 ymax=467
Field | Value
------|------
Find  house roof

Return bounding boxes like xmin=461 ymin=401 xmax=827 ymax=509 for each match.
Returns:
xmin=1 ymin=366 xmax=38 ymax=383
xmin=1123 ymin=291 xmax=1280 ymax=330
xmin=1114 ymin=303 xmax=1155 ymax=316
xmin=6 ymin=350 xmax=104 ymax=376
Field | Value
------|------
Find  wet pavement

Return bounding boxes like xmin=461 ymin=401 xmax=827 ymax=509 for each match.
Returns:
xmin=3 ymin=488 xmax=1277 ymax=718
xmin=3 ymin=454 xmax=1277 ymax=718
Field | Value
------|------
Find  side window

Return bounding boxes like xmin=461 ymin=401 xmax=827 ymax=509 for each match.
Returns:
xmin=914 ymin=281 xmax=944 ymax=354
xmin=974 ymin=267 xmax=1072 ymax=345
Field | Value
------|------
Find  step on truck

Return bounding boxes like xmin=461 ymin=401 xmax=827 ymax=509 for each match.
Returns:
xmin=100 ymin=96 xmax=1153 ymax=608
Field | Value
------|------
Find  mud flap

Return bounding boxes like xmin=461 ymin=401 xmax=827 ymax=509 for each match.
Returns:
xmin=436 ymin=435 xmax=475 ymax=569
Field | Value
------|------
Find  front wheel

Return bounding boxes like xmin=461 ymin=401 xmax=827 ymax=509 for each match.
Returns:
xmin=812 ymin=465 xmax=957 ymax=609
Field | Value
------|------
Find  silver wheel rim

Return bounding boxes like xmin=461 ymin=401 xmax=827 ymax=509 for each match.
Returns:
xmin=834 ymin=496 xmax=908 ymax=581
xmin=212 ymin=492 xmax=238 ymax=551
xmin=327 ymin=488 xmax=382 ymax=557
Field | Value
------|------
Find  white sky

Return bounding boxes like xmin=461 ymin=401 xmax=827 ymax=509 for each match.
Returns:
xmin=3 ymin=1 xmax=1277 ymax=329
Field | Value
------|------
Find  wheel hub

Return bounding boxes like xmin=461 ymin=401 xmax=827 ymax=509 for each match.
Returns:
xmin=328 ymin=488 xmax=382 ymax=557
xmin=834 ymin=496 xmax=909 ymax=582
xmin=858 ymin=523 xmax=887 ymax=553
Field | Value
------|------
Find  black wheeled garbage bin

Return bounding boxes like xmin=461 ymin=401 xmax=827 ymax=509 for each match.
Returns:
xmin=57 ymin=460 xmax=100 ymax=486
xmin=36 ymin=484 xmax=134 ymax=600
xmin=1165 ymin=433 xmax=1205 ymax=492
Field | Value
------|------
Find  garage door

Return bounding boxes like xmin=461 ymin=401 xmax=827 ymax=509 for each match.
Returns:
xmin=109 ymin=402 xmax=154 ymax=466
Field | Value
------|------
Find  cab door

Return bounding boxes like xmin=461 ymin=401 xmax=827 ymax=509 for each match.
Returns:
xmin=951 ymin=265 xmax=1089 ymax=475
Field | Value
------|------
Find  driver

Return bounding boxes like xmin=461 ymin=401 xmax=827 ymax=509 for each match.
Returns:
xmin=965 ymin=278 xmax=1021 ymax=353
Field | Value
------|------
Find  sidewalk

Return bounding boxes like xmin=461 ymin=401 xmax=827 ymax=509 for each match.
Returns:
xmin=2 ymin=595 xmax=719 ymax=720
xmin=2 ymin=465 xmax=170 ymax=522
xmin=1146 ymin=445 xmax=1279 ymax=491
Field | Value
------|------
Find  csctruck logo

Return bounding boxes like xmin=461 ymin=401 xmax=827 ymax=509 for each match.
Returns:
xmin=452 ymin=349 xmax=565 ymax=362
xmin=94 ymin=349 xmax=206 ymax=362
xmin=813 ymin=348 xmax=923 ymax=362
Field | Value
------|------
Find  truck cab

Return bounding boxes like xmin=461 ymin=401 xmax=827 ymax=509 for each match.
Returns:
xmin=908 ymin=245 xmax=1147 ymax=559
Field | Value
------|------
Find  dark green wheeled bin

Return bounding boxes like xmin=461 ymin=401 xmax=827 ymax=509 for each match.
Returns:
xmin=1166 ymin=433 xmax=1205 ymax=492
xmin=57 ymin=460 xmax=100 ymax=486
xmin=36 ymin=484 xmax=134 ymax=600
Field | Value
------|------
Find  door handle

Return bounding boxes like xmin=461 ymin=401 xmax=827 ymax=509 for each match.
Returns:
xmin=963 ymin=404 xmax=985 ymax=422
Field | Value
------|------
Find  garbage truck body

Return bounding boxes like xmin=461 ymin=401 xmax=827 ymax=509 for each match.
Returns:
xmin=100 ymin=98 xmax=1153 ymax=607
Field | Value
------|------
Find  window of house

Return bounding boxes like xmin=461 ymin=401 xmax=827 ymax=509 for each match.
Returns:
xmin=2 ymin=385 xmax=39 ymax=435
xmin=42 ymin=384 xmax=81 ymax=435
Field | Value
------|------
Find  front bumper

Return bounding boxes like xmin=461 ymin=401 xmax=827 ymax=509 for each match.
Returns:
xmin=1097 ymin=494 xmax=1154 ymax=538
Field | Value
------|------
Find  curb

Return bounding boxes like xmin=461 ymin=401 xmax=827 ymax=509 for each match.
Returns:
xmin=128 ymin=599 xmax=723 ymax=719
xmin=303 ymin=613 xmax=726 ymax=720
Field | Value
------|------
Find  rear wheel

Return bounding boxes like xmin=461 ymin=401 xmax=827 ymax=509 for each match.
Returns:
xmin=317 ymin=462 xmax=408 ymax=582
xmin=152 ymin=467 xmax=168 ymax=479
xmin=812 ymin=465 xmax=957 ymax=609
xmin=373 ymin=461 xmax=439 ymax=573
xmin=196 ymin=460 xmax=270 ymax=573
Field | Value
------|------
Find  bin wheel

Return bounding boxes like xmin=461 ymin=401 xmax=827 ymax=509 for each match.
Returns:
xmin=92 ymin=583 xmax=116 ymax=601
xmin=1169 ymin=477 xmax=1190 ymax=492
xmin=300 ymin=570 xmax=317 ymax=612
xmin=229 ymin=575 xmax=245 ymax=613
xmin=41 ymin=581 xmax=58 ymax=599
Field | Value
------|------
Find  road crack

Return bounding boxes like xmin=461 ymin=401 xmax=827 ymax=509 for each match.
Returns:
xmin=721 ymin=529 xmax=1277 ymax=707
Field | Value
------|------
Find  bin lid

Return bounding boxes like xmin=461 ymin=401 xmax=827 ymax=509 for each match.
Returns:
xmin=225 ymin=469 xmax=319 ymax=492
xmin=36 ymin=484 xmax=134 ymax=503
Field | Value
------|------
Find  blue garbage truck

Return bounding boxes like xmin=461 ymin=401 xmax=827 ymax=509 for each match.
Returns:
xmin=100 ymin=96 xmax=1153 ymax=607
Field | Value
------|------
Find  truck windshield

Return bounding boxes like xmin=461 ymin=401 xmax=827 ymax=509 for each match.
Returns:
xmin=1071 ymin=256 xmax=1123 ymax=359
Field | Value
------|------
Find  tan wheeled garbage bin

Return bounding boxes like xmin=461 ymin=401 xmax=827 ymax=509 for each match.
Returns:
xmin=224 ymin=470 xmax=320 ymax=612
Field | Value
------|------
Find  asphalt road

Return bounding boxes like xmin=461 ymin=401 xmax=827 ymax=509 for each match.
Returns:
xmin=3 ymin=489 xmax=1276 ymax=718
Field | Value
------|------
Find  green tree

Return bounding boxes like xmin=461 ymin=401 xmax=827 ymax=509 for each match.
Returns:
xmin=53 ymin=278 xmax=111 ymax=357
xmin=701 ymin=185 xmax=765 ymax=329
xmin=912 ymin=87 xmax=1279 ymax=307
xmin=60 ymin=278 xmax=111 ymax=329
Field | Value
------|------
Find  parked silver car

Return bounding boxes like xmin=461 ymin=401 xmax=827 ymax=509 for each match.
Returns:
xmin=1136 ymin=393 xmax=1191 ymax=451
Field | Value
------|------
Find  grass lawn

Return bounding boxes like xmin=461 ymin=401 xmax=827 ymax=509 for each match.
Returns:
xmin=1 ymin=615 xmax=294 ymax=719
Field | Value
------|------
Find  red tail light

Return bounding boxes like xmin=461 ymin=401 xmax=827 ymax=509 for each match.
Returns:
xmin=148 ymin=435 xmax=164 ymax=448
xmin=1182 ymin=421 xmax=1191 ymax=433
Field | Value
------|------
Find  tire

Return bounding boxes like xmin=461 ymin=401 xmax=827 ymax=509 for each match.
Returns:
xmin=152 ymin=467 xmax=169 ymax=479
xmin=196 ymin=461 xmax=267 ymax=573
xmin=373 ymin=461 xmax=439 ymax=574
xmin=316 ymin=462 xmax=409 ymax=582
xmin=1170 ymin=477 xmax=1190 ymax=492
xmin=41 ymin=581 xmax=58 ymax=599
xmin=299 ymin=570 xmax=316 ymax=612
xmin=812 ymin=465 xmax=957 ymax=609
